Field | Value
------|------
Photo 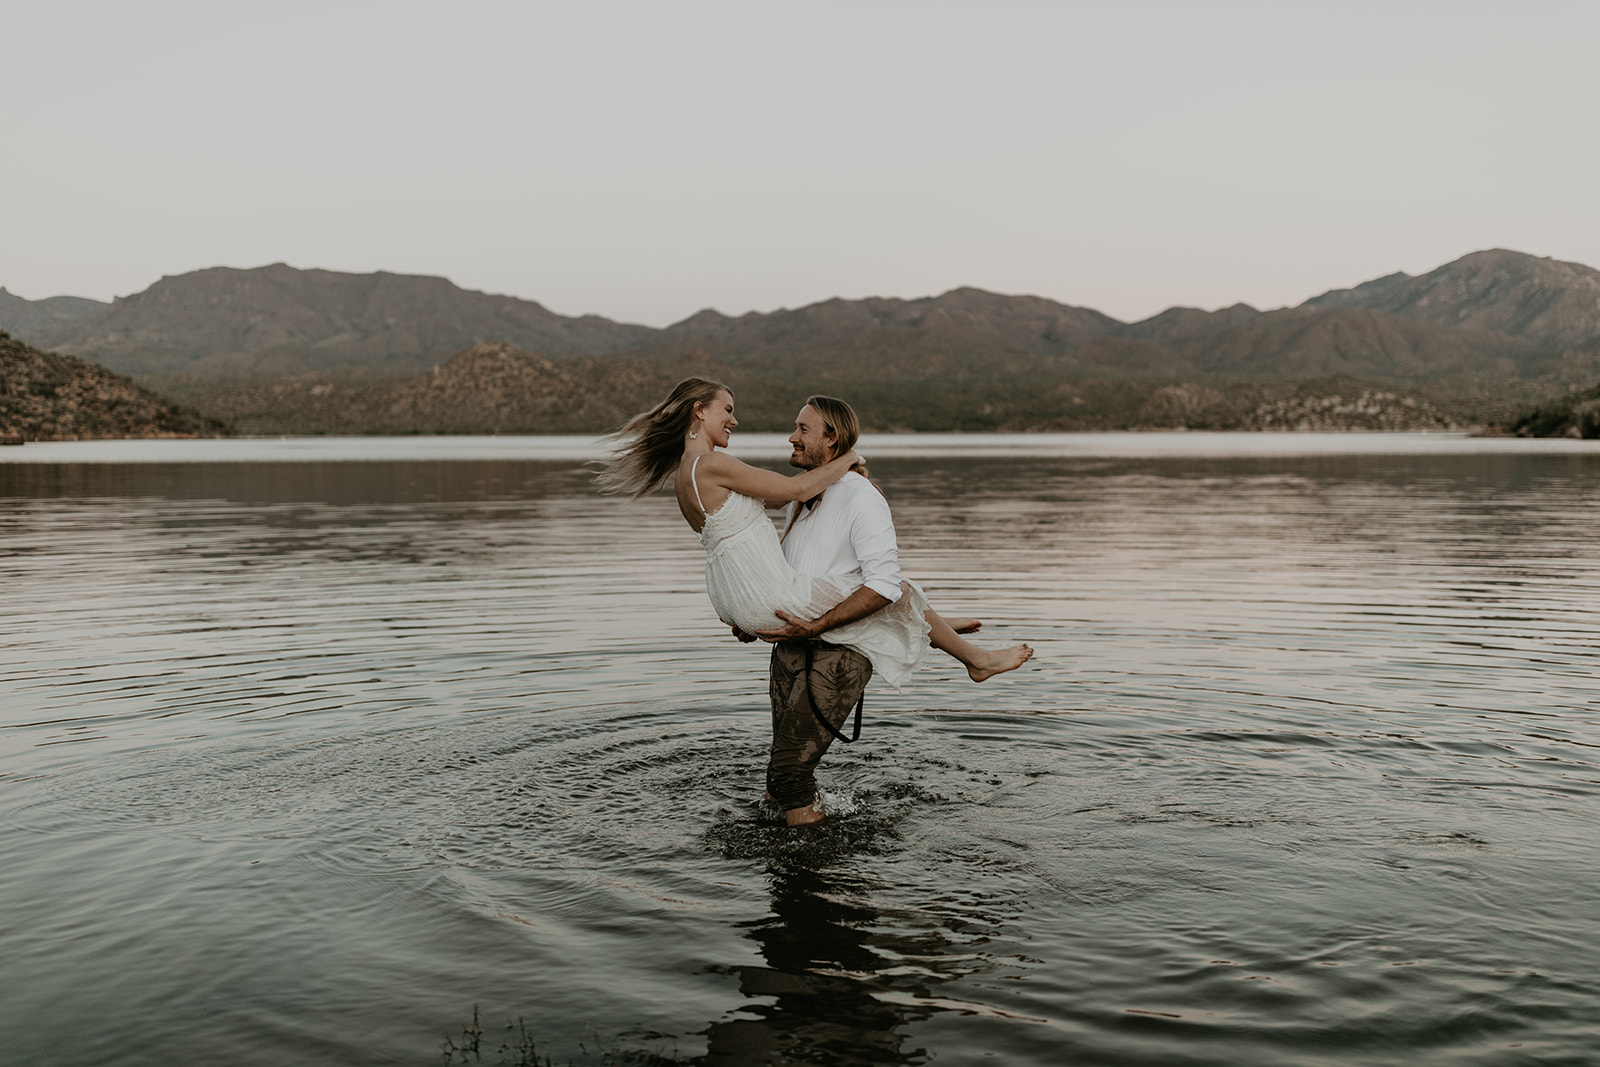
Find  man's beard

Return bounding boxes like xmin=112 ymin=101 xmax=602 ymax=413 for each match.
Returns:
xmin=789 ymin=444 xmax=831 ymax=470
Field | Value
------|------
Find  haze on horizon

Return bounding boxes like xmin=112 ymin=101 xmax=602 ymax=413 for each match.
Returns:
xmin=5 ymin=0 xmax=1597 ymax=329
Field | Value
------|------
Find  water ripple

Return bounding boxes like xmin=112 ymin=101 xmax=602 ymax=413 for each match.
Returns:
xmin=3 ymin=446 xmax=1599 ymax=1065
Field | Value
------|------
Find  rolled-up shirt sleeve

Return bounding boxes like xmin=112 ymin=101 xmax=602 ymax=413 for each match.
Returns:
xmin=849 ymin=488 xmax=904 ymax=603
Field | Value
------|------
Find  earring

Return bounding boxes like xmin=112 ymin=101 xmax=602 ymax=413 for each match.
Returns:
xmin=689 ymin=424 xmax=699 ymax=439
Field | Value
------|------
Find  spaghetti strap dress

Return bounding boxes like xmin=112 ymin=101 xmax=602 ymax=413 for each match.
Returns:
xmin=691 ymin=456 xmax=932 ymax=689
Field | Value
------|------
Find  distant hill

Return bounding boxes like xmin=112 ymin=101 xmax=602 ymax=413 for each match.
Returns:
xmin=15 ymin=251 xmax=1596 ymax=391
xmin=648 ymin=287 xmax=1125 ymax=379
xmin=0 ymin=331 xmax=226 ymax=441
xmin=8 ymin=249 xmax=1600 ymax=434
xmin=0 ymin=287 xmax=108 ymax=337
xmin=1304 ymin=249 xmax=1600 ymax=352
xmin=21 ymin=264 xmax=656 ymax=380
xmin=588 ymin=286 xmax=1554 ymax=384
xmin=1158 ymin=305 xmax=1541 ymax=379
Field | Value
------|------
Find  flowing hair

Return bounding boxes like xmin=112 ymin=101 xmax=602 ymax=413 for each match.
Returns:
xmin=597 ymin=377 xmax=731 ymax=498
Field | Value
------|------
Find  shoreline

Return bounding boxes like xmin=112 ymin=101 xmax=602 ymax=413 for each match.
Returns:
xmin=6 ymin=430 xmax=1600 ymax=467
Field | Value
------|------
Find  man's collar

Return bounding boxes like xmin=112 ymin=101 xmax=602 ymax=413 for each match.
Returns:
xmin=797 ymin=463 xmax=856 ymax=514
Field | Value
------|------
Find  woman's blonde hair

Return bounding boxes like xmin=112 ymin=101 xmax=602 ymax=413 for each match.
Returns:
xmin=598 ymin=377 xmax=731 ymax=498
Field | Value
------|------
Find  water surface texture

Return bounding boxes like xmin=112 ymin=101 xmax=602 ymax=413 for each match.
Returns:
xmin=2 ymin=435 xmax=1598 ymax=1065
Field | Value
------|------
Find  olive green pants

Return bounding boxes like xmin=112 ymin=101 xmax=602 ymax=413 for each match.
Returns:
xmin=766 ymin=640 xmax=873 ymax=811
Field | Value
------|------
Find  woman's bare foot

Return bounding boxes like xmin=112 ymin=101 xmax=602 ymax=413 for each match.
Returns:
xmin=785 ymin=800 xmax=825 ymax=826
xmin=967 ymin=644 xmax=1034 ymax=682
xmin=949 ymin=618 xmax=982 ymax=634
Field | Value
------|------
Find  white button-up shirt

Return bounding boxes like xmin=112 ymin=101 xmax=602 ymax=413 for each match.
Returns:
xmin=780 ymin=471 xmax=904 ymax=603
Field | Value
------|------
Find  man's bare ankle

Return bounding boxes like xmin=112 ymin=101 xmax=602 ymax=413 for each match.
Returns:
xmin=785 ymin=801 xmax=825 ymax=826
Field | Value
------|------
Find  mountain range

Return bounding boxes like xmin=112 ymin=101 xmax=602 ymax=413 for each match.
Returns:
xmin=4 ymin=249 xmax=1599 ymax=435
xmin=2 ymin=265 xmax=654 ymax=380
xmin=1304 ymin=250 xmax=1600 ymax=351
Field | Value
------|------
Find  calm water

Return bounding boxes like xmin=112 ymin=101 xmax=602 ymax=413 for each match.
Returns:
xmin=2 ymin=434 xmax=1598 ymax=1066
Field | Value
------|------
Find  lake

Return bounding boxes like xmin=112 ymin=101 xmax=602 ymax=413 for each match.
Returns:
xmin=2 ymin=433 xmax=1598 ymax=1065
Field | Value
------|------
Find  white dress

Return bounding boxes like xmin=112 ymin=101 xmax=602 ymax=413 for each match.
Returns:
xmin=693 ymin=458 xmax=932 ymax=689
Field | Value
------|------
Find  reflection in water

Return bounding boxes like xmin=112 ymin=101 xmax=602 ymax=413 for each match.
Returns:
xmin=704 ymin=865 xmax=929 ymax=1066
xmin=0 ymin=458 xmax=594 ymax=505
xmin=700 ymin=779 xmax=1028 ymax=1066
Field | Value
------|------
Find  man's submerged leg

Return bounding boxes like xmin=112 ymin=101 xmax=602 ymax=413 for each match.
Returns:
xmin=767 ymin=641 xmax=872 ymax=826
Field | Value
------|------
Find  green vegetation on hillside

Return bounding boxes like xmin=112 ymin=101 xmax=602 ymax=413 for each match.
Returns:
xmin=1508 ymin=383 xmax=1600 ymax=438
xmin=155 ymin=347 xmax=1474 ymax=436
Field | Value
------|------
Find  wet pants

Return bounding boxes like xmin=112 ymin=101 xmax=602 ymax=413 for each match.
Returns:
xmin=766 ymin=640 xmax=873 ymax=811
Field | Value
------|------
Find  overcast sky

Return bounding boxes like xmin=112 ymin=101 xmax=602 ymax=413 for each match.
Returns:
xmin=5 ymin=1 xmax=1597 ymax=326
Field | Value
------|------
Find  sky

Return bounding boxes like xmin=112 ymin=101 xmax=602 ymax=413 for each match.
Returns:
xmin=5 ymin=0 xmax=1598 ymax=327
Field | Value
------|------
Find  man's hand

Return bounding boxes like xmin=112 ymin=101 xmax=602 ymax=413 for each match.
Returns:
xmin=731 ymin=624 xmax=758 ymax=643
xmin=752 ymin=610 xmax=824 ymax=643
xmin=752 ymin=585 xmax=893 ymax=643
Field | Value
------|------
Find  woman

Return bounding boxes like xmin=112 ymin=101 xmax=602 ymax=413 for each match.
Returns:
xmin=600 ymin=378 xmax=1033 ymax=687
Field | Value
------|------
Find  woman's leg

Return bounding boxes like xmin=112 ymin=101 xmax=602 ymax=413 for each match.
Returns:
xmin=925 ymin=607 xmax=1033 ymax=682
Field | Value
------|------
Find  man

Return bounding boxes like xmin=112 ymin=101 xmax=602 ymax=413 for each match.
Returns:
xmin=742 ymin=395 xmax=902 ymax=827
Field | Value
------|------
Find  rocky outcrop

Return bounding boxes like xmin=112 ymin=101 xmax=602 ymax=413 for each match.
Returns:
xmin=0 ymin=331 xmax=227 ymax=441
xmin=1238 ymin=387 xmax=1462 ymax=432
xmin=186 ymin=342 xmax=690 ymax=436
xmin=1126 ymin=378 xmax=1462 ymax=432
xmin=372 ymin=342 xmax=646 ymax=433
xmin=1136 ymin=383 xmax=1231 ymax=426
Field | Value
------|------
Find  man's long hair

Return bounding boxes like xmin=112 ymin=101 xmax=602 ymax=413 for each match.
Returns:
xmin=805 ymin=394 xmax=859 ymax=459
xmin=597 ymin=377 xmax=730 ymax=498
xmin=779 ymin=394 xmax=868 ymax=544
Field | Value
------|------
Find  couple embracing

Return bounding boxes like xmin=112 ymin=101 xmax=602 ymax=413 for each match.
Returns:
xmin=603 ymin=380 xmax=1032 ymax=826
